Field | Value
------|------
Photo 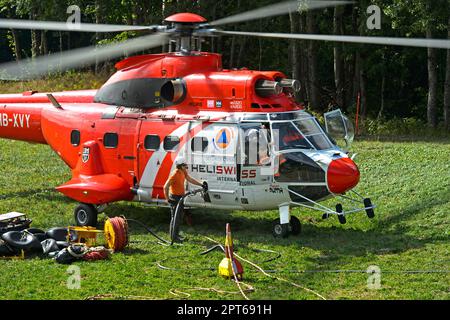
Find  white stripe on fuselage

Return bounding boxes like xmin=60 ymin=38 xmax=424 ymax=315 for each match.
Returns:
xmin=139 ymin=122 xmax=202 ymax=188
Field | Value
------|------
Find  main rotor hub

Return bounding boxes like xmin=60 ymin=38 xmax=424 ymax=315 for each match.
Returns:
xmin=164 ymin=13 xmax=207 ymax=24
xmin=164 ymin=13 xmax=211 ymax=55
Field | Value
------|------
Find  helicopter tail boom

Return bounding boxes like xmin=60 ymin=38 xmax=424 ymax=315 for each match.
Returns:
xmin=0 ymin=101 xmax=46 ymax=144
xmin=0 ymin=90 xmax=97 ymax=144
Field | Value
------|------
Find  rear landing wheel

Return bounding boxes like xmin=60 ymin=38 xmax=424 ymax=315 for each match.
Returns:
xmin=272 ymin=217 xmax=302 ymax=238
xmin=74 ymin=203 xmax=98 ymax=227
xmin=289 ymin=216 xmax=302 ymax=235
xmin=272 ymin=219 xmax=289 ymax=238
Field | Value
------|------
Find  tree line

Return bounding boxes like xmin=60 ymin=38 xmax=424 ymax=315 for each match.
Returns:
xmin=0 ymin=0 xmax=449 ymax=131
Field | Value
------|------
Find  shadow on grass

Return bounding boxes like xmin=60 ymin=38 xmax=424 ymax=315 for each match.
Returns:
xmin=7 ymin=185 xmax=446 ymax=260
xmin=104 ymin=187 xmax=449 ymax=260
xmin=0 ymin=188 xmax=73 ymax=203
xmin=121 ymin=247 xmax=151 ymax=255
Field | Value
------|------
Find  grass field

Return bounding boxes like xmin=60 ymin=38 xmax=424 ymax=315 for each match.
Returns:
xmin=0 ymin=136 xmax=449 ymax=300
xmin=0 ymin=73 xmax=448 ymax=300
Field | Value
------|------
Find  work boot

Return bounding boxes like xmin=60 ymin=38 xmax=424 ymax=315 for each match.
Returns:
xmin=172 ymin=236 xmax=184 ymax=244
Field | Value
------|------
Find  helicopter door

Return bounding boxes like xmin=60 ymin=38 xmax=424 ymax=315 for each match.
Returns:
xmin=236 ymin=122 xmax=273 ymax=208
xmin=238 ymin=122 xmax=273 ymax=183
xmin=187 ymin=123 xmax=239 ymax=208
xmin=324 ymin=109 xmax=355 ymax=151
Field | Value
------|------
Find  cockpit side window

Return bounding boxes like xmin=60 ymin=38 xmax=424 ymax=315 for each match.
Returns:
xmin=294 ymin=118 xmax=333 ymax=150
xmin=271 ymin=122 xmax=311 ymax=151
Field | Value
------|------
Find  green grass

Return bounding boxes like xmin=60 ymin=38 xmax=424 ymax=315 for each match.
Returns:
xmin=0 ymin=71 xmax=109 ymax=93
xmin=0 ymin=138 xmax=449 ymax=300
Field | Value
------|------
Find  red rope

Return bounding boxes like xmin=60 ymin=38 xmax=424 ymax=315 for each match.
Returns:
xmin=83 ymin=250 xmax=110 ymax=261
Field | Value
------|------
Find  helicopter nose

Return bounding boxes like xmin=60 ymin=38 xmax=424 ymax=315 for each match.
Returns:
xmin=327 ymin=157 xmax=360 ymax=194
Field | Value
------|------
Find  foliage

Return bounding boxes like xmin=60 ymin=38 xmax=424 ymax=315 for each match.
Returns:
xmin=364 ymin=117 xmax=449 ymax=138
xmin=0 ymin=71 xmax=110 ymax=92
xmin=0 ymin=1 xmax=449 ymax=130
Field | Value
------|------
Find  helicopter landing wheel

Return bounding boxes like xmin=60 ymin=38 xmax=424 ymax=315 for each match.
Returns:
xmin=364 ymin=198 xmax=375 ymax=219
xmin=74 ymin=203 xmax=98 ymax=227
xmin=289 ymin=216 xmax=302 ymax=236
xmin=336 ymin=204 xmax=346 ymax=225
xmin=272 ymin=219 xmax=289 ymax=238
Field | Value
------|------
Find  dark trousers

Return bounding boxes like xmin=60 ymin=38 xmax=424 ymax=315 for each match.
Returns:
xmin=168 ymin=194 xmax=184 ymax=239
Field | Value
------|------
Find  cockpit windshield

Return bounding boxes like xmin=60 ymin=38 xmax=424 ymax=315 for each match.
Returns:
xmin=272 ymin=122 xmax=311 ymax=150
xmin=271 ymin=112 xmax=334 ymax=151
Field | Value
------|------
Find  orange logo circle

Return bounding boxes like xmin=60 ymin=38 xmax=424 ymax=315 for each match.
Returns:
xmin=214 ymin=128 xmax=233 ymax=150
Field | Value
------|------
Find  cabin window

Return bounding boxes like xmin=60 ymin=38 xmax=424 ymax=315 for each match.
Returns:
xmin=241 ymin=123 xmax=271 ymax=166
xmin=164 ymin=136 xmax=180 ymax=151
xmin=145 ymin=135 xmax=160 ymax=151
xmin=71 ymin=130 xmax=80 ymax=146
xmin=104 ymin=133 xmax=119 ymax=148
xmin=191 ymin=137 xmax=209 ymax=153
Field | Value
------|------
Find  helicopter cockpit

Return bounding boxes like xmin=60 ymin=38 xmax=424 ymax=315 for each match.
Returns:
xmin=239 ymin=109 xmax=353 ymax=152
xmin=236 ymin=109 xmax=357 ymax=199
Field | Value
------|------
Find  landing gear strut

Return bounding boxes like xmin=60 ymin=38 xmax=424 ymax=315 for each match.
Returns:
xmin=74 ymin=203 xmax=98 ymax=227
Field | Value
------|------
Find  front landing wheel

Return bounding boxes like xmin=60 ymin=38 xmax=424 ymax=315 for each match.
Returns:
xmin=364 ymin=198 xmax=375 ymax=219
xmin=74 ymin=203 xmax=98 ymax=227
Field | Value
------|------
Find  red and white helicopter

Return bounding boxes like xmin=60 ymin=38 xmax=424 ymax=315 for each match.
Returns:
xmin=0 ymin=1 xmax=448 ymax=237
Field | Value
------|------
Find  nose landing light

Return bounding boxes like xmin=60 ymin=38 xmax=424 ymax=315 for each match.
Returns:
xmin=327 ymin=158 xmax=360 ymax=194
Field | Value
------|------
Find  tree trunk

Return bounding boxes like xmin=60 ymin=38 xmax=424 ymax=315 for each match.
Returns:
xmin=360 ymin=67 xmax=367 ymax=124
xmin=40 ymin=31 xmax=48 ymax=56
xmin=353 ymin=52 xmax=361 ymax=105
xmin=289 ymin=10 xmax=303 ymax=102
xmin=427 ymin=28 xmax=439 ymax=128
xmin=306 ymin=12 xmax=320 ymax=111
xmin=333 ymin=6 xmax=345 ymax=108
xmin=348 ymin=5 xmax=360 ymax=108
xmin=11 ymin=29 xmax=22 ymax=61
xmin=444 ymin=16 xmax=450 ymax=131
xmin=229 ymin=36 xmax=236 ymax=68
xmin=258 ymin=19 xmax=263 ymax=70
xmin=289 ymin=11 xmax=299 ymax=80
xmin=31 ymin=30 xmax=41 ymax=58
xmin=298 ymin=14 xmax=308 ymax=103
xmin=30 ymin=9 xmax=40 ymax=59
xmin=95 ymin=0 xmax=104 ymax=74
xmin=378 ymin=69 xmax=386 ymax=120
xmin=210 ymin=2 xmax=218 ymax=52
xmin=236 ymin=36 xmax=246 ymax=67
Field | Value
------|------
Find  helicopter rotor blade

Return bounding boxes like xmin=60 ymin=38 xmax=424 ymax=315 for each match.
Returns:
xmin=0 ymin=33 xmax=168 ymax=80
xmin=210 ymin=0 xmax=353 ymax=27
xmin=0 ymin=18 xmax=154 ymax=33
xmin=215 ymin=30 xmax=450 ymax=50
